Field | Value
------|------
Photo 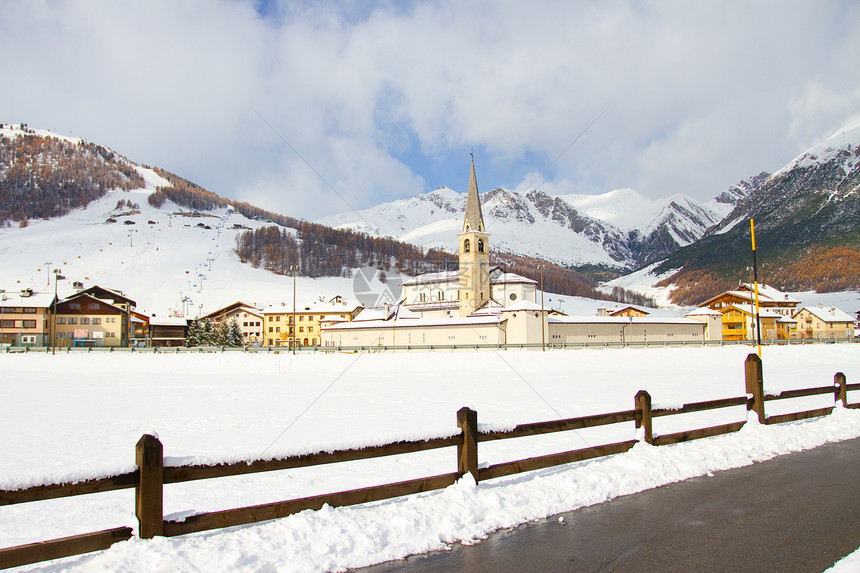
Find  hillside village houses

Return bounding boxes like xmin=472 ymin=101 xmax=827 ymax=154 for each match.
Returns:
xmin=695 ymin=282 xmax=855 ymax=341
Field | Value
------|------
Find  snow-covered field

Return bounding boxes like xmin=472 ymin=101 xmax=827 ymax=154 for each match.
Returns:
xmin=2 ymin=345 xmax=859 ymax=572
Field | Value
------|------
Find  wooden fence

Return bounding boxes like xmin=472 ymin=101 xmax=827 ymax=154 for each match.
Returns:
xmin=3 ymin=337 xmax=858 ymax=354
xmin=1 ymin=354 xmax=857 ymax=569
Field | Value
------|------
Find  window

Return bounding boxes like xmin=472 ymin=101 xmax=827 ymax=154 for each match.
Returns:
xmin=106 ymin=332 xmax=116 ymax=338
xmin=22 ymin=335 xmax=36 ymax=344
xmin=268 ymin=316 xmax=273 ymax=322
xmin=92 ymin=318 xmax=101 ymax=325
xmin=1 ymin=320 xmax=14 ymax=328
xmin=463 ymin=238 xmax=470 ymax=253
xmin=23 ymin=307 xmax=37 ymax=313
xmin=299 ymin=316 xmax=304 ymax=322
xmin=69 ymin=303 xmax=81 ymax=310
xmin=88 ymin=303 xmax=100 ymax=309
xmin=243 ymin=322 xmax=248 ymax=327
xmin=276 ymin=327 xmax=281 ymax=333
xmin=68 ymin=317 xmax=77 ymax=325
xmin=510 ymin=293 xmax=518 ymax=301
xmin=309 ymin=326 xmax=314 ymax=333
xmin=1 ymin=308 xmax=16 ymax=313
xmin=299 ymin=326 xmax=304 ymax=333
xmin=478 ymin=239 xmax=484 ymax=253
xmin=268 ymin=327 xmax=273 ymax=333
xmin=80 ymin=317 xmax=90 ymax=325
xmin=276 ymin=316 xmax=281 ymax=322
xmin=22 ymin=320 xmax=36 ymax=329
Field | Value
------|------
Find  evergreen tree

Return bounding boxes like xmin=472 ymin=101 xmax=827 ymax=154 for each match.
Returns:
xmin=186 ymin=319 xmax=202 ymax=347
xmin=226 ymin=318 xmax=244 ymax=347
xmin=200 ymin=318 xmax=215 ymax=346
xmin=215 ymin=321 xmax=229 ymax=346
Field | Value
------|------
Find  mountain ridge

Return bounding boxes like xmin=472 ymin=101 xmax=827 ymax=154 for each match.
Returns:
xmin=319 ymin=181 xmax=746 ymax=270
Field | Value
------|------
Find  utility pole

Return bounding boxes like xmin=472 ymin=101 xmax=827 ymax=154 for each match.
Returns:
xmin=750 ymin=219 xmax=763 ymax=357
xmin=51 ymin=270 xmax=65 ymax=355
xmin=292 ymin=264 xmax=297 ymax=355
xmin=540 ymin=264 xmax=546 ymax=352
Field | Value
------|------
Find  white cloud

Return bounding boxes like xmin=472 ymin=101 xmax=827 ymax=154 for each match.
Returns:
xmin=3 ymin=0 xmax=860 ymax=219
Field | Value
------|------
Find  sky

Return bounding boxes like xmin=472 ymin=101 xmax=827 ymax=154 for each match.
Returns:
xmin=3 ymin=0 xmax=860 ymax=220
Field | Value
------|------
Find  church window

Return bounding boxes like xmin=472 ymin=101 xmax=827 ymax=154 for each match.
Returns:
xmin=478 ymin=239 xmax=484 ymax=253
xmin=463 ymin=239 xmax=470 ymax=253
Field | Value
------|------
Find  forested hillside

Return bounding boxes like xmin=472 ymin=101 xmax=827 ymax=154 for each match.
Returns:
xmin=0 ymin=126 xmax=144 ymax=225
xmin=151 ymin=167 xmax=642 ymax=302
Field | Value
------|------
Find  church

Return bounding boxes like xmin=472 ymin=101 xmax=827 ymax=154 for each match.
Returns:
xmin=320 ymin=159 xmax=708 ymax=348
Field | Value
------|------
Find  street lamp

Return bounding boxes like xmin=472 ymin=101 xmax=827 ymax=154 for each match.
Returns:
xmin=51 ymin=270 xmax=65 ymax=355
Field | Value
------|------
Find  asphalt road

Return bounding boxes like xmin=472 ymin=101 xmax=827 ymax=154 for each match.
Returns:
xmin=353 ymin=437 xmax=860 ymax=573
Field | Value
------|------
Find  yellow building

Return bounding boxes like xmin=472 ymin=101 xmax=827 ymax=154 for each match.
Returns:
xmin=718 ymin=304 xmax=782 ymax=341
xmin=54 ymin=293 xmax=127 ymax=347
xmin=700 ymin=283 xmax=799 ymax=318
xmin=793 ymin=305 xmax=854 ymax=340
xmin=263 ymin=296 xmax=361 ymax=347
xmin=0 ymin=289 xmax=53 ymax=346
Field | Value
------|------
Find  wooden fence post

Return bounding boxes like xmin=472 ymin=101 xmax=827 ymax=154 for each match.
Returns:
xmin=635 ymin=390 xmax=653 ymax=444
xmin=835 ymin=372 xmax=847 ymax=408
xmin=457 ymin=407 xmax=479 ymax=483
xmin=135 ymin=434 xmax=163 ymax=539
xmin=745 ymin=353 xmax=766 ymax=424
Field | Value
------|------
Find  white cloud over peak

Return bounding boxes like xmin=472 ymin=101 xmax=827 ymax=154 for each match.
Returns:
xmin=3 ymin=0 xmax=859 ymax=219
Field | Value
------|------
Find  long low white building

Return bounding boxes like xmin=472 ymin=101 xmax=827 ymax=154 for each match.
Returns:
xmin=322 ymin=303 xmax=707 ymax=348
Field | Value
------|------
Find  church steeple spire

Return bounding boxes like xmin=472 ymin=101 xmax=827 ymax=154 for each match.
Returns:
xmin=458 ymin=155 xmax=490 ymax=317
xmin=463 ymin=156 xmax=485 ymax=233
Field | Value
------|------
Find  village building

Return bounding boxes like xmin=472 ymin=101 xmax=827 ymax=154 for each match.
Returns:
xmin=793 ymin=305 xmax=855 ymax=340
xmin=263 ymin=296 xmax=361 ymax=348
xmin=597 ymin=305 xmax=650 ymax=318
xmin=130 ymin=311 xmax=150 ymax=347
xmin=700 ymin=283 xmax=800 ymax=318
xmin=53 ymin=292 xmax=129 ymax=347
xmin=149 ymin=316 xmax=189 ymax=347
xmin=699 ymin=283 xmax=803 ymax=341
xmin=0 ymin=289 xmax=54 ymax=346
xmin=684 ymin=307 xmax=723 ymax=341
xmin=322 ymin=159 xmax=707 ymax=348
xmin=202 ymin=301 xmax=265 ymax=346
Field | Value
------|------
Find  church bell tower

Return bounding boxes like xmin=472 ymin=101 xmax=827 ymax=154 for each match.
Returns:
xmin=458 ymin=156 xmax=490 ymax=317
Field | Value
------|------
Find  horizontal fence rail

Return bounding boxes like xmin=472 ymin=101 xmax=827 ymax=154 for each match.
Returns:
xmin=2 ymin=337 xmax=858 ymax=354
xmin=1 ymin=354 xmax=856 ymax=569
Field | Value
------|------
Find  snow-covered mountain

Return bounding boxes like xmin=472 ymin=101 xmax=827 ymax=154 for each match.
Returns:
xmin=0 ymin=126 xmax=365 ymax=316
xmin=319 ymin=184 xmax=733 ymax=269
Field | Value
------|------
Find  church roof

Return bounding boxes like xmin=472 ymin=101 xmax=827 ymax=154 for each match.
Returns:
xmin=463 ymin=157 xmax=485 ymax=233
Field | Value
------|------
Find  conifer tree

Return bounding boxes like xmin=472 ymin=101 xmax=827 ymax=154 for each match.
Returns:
xmin=226 ymin=318 xmax=244 ymax=347
xmin=200 ymin=318 xmax=215 ymax=346
xmin=186 ymin=319 xmax=202 ymax=347
xmin=215 ymin=321 xmax=229 ymax=346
